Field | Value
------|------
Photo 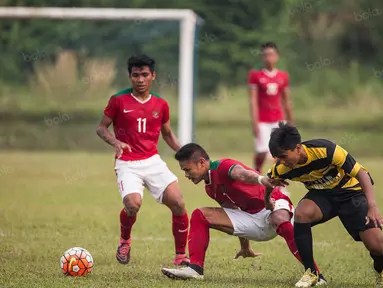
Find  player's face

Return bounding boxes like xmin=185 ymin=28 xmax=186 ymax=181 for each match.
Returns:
xmin=262 ymin=48 xmax=279 ymax=67
xmin=275 ymin=146 xmax=301 ymax=168
xmin=129 ymin=66 xmax=156 ymax=94
xmin=179 ymin=159 xmax=208 ymax=184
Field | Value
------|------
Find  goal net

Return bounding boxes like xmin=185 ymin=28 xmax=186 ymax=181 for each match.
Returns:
xmin=0 ymin=7 xmax=201 ymax=150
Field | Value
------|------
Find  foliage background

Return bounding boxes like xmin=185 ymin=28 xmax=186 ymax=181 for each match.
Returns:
xmin=0 ymin=0 xmax=383 ymax=156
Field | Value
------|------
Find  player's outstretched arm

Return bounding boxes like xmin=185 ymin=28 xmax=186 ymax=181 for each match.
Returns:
xmin=96 ymin=115 xmax=118 ymax=146
xmin=264 ymin=186 xmax=275 ymax=211
xmin=234 ymin=237 xmax=261 ymax=259
xmin=96 ymin=115 xmax=131 ymax=157
xmin=229 ymin=165 xmax=288 ymax=188
xmin=356 ymin=169 xmax=383 ymax=227
xmin=331 ymin=143 xmax=383 ymax=226
xmin=161 ymin=120 xmax=181 ymax=152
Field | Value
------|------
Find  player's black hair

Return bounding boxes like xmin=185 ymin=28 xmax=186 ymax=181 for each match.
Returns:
xmin=175 ymin=143 xmax=210 ymax=162
xmin=127 ymin=54 xmax=155 ymax=74
xmin=260 ymin=42 xmax=279 ymax=53
xmin=269 ymin=121 xmax=301 ymax=158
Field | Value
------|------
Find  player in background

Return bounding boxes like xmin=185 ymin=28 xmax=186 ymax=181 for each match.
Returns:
xmin=161 ymin=143 xmax=326 ymax=286
xmin=266 ymin=122 xmax=383 ymax=287
xmin=96 ymin=55 xmax=189 ymax=266
xmin=248 ymin=42 xmax=293 ymax=179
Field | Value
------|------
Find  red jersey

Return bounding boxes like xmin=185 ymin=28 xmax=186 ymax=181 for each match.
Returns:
xmin=103 ymin=88 xmax=169 ymax=161
xmin=247 ymin=69 xmax=289 ymax=123
xmin=205 ymin=158 xmax=291 ymax=214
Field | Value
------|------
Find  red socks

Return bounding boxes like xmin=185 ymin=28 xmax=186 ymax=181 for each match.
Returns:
xmin=172 ymin=213 xmax=189 ymax=254
xmin=120 ymin=208 xmax=189 ymax=254
xmin=188 ymin=209 xmax=210 ymax=268
xmin=120 ymin=208 xmax=136 ymax=240
xmin=277 ymin=221 xmax=320 ymax=273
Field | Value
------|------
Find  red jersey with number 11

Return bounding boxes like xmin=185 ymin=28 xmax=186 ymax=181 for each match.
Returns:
xmin=205 ymin=159 xmax=291 ymax=214
xmin=103 ymin=88 xmax=169 ymax=161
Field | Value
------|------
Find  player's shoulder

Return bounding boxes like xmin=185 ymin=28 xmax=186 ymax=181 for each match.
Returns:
xmin=277 ymin=69 xmax=289 ymax=78
xmin=151 ymin=91 xmax=168 ymax=104
xmin=302 ymin=139 xmax=337 ymax=159
xmin=303 ymin=138 xmax=335 ymax=149
xmin=248 ymin=68 xmax=261 ymax=76
xmin=220 ymin=158 xmax=244 ymax=166
xmin=214 ymin=158 xmax=240 ymax=171
xmin=218 ymin=158 xmax=253 ymax=173
xmin=112 ymin=87 xmax=133 ymax=97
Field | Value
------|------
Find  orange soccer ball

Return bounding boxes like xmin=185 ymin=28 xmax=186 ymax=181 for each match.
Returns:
xmin=60 ymin=247 xmax=94 ymax=276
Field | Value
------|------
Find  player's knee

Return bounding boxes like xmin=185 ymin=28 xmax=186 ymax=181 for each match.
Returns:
xmin=123 ymin=196 xmax=141 ymax=217
xmin=294 ymin=208 xmax=315 ymax=223
xmin=367 ymin=238 xmax=383 ymax=255
xmin=191 ymin=208 xmax=210 ymax=225
xmin=369 ymin=245 xmax=383 ymax=256
xmin=167 ymin=198 xmax=185 ymax=215
xmin=269 ymin=210 xmax=291 ymax=227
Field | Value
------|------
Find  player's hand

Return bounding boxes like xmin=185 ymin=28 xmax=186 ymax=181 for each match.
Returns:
xmin=113 ymin=140 xmax=132 ymax=158
xmin=366 ymin=205 xmax=383 ymax=227
xmin=234 ymin=248 xmax=261 ymax=259
xmin=265 ymin=197 xmax=275 ymax=211
xmin=259 ymin=176 xmax=289 ymax=188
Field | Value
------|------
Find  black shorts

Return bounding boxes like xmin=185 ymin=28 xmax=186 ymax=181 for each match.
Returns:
xmin=302 ymin=189 xmax=381 ymax=241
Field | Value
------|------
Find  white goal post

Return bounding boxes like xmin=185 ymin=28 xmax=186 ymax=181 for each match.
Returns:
xmin=0 ymin=7 xmax=202 ymax=145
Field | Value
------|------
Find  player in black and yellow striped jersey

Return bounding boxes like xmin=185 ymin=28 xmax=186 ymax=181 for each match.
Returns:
xmin=265 ymin=122 xmax=383 ymax=288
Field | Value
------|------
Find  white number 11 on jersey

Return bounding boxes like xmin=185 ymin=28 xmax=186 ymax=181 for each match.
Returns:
xmin=137 ymin=118 xmax=146 ymax=133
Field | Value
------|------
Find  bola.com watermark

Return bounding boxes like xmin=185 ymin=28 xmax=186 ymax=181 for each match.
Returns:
xmin=287 ymin=0 xmax=323 ymax=15
xmin=305 ymin=56 xmax=346 ymax=71
xmin=81 ymin=71 xmax=115 ymax=85
xmin=20 ymin=47 xmax=51 ymax=62
xmin=44 ymin=112 xmax=72 ymax=127
xmin=353 ymin=8 xmax=382 ymax=22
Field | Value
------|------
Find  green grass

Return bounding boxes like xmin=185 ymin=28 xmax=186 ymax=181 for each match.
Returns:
xmin=2 ymin=84 xmax=383 ymax=155
xmin=1 ymin=151 xmax=383 ymax=287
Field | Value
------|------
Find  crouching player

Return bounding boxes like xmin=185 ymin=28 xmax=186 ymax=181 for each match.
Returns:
xmin=161 ymin=143 xmax=326 ymax=285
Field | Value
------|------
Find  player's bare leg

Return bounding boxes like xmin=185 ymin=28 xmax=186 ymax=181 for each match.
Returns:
xmin=293 ymin=199 xmax=324 ymax=287
xmin=161 ymin=207 xmax=234 ymax=280
xmin=116 ymin=193 xmax=141 ymax=264
xmin=162 ymin=181 xmax=190 ymax=266
xmin=269 ymin=209 xmax=326 ymax=286
xmin=254 ymin=152 xmax=267 ymax=174
xmin=359 ymin=228 xmax=383 ymax=287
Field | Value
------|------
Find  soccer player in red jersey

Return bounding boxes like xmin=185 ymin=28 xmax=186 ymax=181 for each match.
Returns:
xmin=248 ymin=42 xmax=294 ymax=176
xmin=96 ymin=55 xmax=189 ymax=266
xmin=161 ymin=143 xmax=326 ymax=285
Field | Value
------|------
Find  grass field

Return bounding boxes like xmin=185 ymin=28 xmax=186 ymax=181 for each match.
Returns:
xmin=1 ymin=151 xmax=383 ymax=288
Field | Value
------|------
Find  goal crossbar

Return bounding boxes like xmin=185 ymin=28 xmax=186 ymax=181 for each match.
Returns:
xmin=0 ymin=7 xmax=202 ymax=145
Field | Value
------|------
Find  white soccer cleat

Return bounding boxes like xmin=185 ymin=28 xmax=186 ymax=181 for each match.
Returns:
xmin=161 ymin=266 xmax=204 ymax=280
xmin=295 ymin=268 xmax=318 ymax=287
xmin=316 ymin=278 xmax=328 ymax=286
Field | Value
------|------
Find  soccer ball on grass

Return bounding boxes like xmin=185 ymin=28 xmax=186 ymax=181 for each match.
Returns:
xmin=60 ymin=247 xmax=93 ymax=276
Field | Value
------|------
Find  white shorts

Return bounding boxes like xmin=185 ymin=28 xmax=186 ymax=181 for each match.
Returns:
xmin=254 ymin=121 xmax=282 ymax=153
xmin=223 ymin=199 xmax=294 ymax=242
xmin=114 ymin=154 xmax=178 ymax=203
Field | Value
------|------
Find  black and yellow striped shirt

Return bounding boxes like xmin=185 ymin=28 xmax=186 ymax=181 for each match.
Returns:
xmin=267 ymin=139 xmax=372 ymax=191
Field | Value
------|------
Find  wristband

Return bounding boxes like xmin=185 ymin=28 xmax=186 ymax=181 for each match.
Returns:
xmin=258 ymin=175 xmax=266 ymax=185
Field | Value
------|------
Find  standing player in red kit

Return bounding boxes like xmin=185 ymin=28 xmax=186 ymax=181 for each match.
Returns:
xmin=248 ymin=42 xmax=294 ymax=176
xmin=96 ymin=55 xmax=189 ymax=266
xmin=161 ymin=143 xmax=326 ymax=285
